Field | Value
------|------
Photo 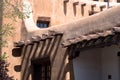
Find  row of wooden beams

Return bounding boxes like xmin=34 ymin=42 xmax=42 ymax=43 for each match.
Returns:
xmin=62 ymin=29 xmax=113 ymax=47
xmin=68 ymin=34 xmax=120 ymax=59
xmin=64 ymin=0 xmax=69 ymax=2
xmin=14 ymin=31 xmax=63 ymax=47
xmin=13 ymin=34 xmax=63 ymax=80
xmin=72 ymin=1 xmax=107 ymax=9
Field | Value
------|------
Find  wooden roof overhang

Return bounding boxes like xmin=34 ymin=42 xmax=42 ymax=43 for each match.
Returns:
xmin=13 ymin=31 xmax=63 ymax=80
xmin=67 ymin=27 xmax=120 ymax=59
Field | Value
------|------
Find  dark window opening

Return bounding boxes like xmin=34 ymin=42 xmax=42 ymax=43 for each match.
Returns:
xmin=37 ymin=21 xmax=50 ymax=28
xmin=32 ymin=57 xmax=51 ymax=80
xmin=117 ymin=0 xmax=120 ymax=2
xmin=93 ymin=0 xmax=98 ymax=1
xmin=104 ymin=0 xmax=108 ymax=2
xmin=36 ymin=17 xmax=50 ymax=28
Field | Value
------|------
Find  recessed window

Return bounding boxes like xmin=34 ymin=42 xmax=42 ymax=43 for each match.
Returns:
xmin=117 ymin=0 xmax=120 ymax=2
xmin=32 ymin=57 xmax=51 ymax=80
xmin=37 ymin=21 xmax=49 ymax=28
xmin=104 ymin=0 xmax=108 ymax=2
xmin=93 ymin=0 xmax=99 ymax=1
xmin=37 ymin=17 xmax=50 ymax=28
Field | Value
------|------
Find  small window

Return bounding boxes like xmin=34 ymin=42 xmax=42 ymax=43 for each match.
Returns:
xmin=37 ymin=17 xmax=50 ymax=28
xmin=32 ymin=57 xmax=51 ymax=80
xmin=37 ymin=21 xmax=49 ymax=28
xmin=117 ymin=0 xmax=120 ymax=2
xmin=104 ymin=0 xmax=108 ymax=2
xmin=93 ymin=0 xmax=99 ymax=1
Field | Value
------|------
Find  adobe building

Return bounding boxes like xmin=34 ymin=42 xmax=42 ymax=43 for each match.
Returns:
xmin=1 ymin=0 xmax=120 ymax=80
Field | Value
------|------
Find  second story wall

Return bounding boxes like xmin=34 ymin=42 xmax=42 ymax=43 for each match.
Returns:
xmin=30 ymin=0 xmax=120 ymax=27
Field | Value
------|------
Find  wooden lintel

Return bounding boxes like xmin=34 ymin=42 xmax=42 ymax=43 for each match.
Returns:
xmin=37 ymin=17 xmax=50 ymax=22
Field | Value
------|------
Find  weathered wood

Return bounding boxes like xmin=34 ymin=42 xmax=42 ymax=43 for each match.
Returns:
xmin=68 ymin=33 xmax=120 ymax=59
xmin=91 ymin=4 xmax=96 ymax=7
xmin=21 ymin=45 xmax=33 ymax=80
xmin=81 ymin=2 xmax=86 ymax=6
xmin=14 ymin=41 xmax=25 ymax=47
xmin=48 ymin=30 xmax=63 ymax=36
xmin=25 ymin=40 xmax=33 ymax=45
xmin=63 ymin=0 xmax=69 ymax=2
xmin=37 ymin=16 xmax=50 ymax=22
xmin=113 ymin=27 xmax=120 ymax=33
xmin=73 ymin=0 xmax=79 ymax=5
xmin=103 ymin=35 xmax=113 ymax=43
xmin=100 ymin=5 xmax=106 ymax=11
xmin=68 ymin=45 xmax=76 ymax=59
xmin=31 ymin=36 xmax=41 ymax=42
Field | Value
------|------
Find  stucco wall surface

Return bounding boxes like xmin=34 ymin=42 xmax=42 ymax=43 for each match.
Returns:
xmin=73 ymin=45 xmax=120 ymax=80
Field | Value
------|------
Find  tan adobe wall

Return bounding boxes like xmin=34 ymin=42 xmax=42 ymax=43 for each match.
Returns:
xmin=31 ymin=0 xmax=120 ymax=26
xmin=1 ymin=0 xmax=120 ymax=80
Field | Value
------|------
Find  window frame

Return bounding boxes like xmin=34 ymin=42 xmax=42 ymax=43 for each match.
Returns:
xmin=36 ymin=17 xmax=50 ymax=28
xmin=37 ymin=20 xmax=50 ymax=28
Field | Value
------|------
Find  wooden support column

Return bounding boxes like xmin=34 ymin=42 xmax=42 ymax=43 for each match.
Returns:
xmin=23 ymin=41 xmax=40 ymax=80
xmin=51 ymin=45 xmax=75 ymax=80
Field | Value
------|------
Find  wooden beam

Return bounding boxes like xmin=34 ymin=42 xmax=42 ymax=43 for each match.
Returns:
xmin=31 ymin=36 xmax=41 ymax=42
xmin=14 ymin=41 xmax=25 ymax=47
xmin=37 ymin=17 xmax=50 ymax=22
xmin=113 ymin=27 xmax=120 ymax=33
xmin=64 ymin=0 xmax=69 ymax=2
xmin=48 ymin=30 xmax=63 ymax=36
xmin=68 ymin=34 xmax=120 ymax=59
xmin=25 ymin=40 xmax=33 ymax=45
xmin=91 ymin=4 xmax=96 ymax=7
xmin=100 ymin=5 xmax=106 ymax=11
xmin=73 ymin=0 xmax=79 ymax=5
xmin=94 ymin=37 xmax=105 ymax=45
xmin=68 ymin=44 xmax=76 ymax=59
xmin=81 ymin=2 xmax=86 ymax=6
xmin=103 ymin=35 xmax=113 ymax=43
